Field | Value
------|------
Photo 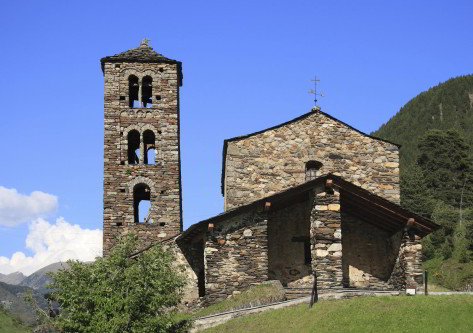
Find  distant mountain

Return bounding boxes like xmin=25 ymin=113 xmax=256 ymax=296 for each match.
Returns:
xmin=0 ymin=281 xmax=44 ymax=325
xmin=0 ymin=272 xmax=25 ymax=285
xmin=20 ymin=262 xmax=69 ymax=293
xmin=372 ymin=74 xmax=473 ymax=170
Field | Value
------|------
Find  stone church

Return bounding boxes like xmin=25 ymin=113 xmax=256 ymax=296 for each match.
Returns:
xmin=100 ymin=41 xmax=439 ymax=305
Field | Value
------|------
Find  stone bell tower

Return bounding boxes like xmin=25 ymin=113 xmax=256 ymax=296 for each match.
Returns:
xmin=100 ymin=39 xmax=183 ymax=255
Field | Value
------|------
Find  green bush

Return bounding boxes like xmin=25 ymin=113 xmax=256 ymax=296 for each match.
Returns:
xmin=43 ymin=234 xmax=189 ymax=333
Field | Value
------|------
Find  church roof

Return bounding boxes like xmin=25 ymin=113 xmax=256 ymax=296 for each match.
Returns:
xmin=178 ymin=174 xmax=440 ymax=243
xmin=100 ymin=40 xmax=182 ymax=81
xmin=220 ymin=109 xmax=401 ymax=195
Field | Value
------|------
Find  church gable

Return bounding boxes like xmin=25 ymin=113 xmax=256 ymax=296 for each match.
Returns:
xmin=222 ymin=109 xmax=400 ymax=210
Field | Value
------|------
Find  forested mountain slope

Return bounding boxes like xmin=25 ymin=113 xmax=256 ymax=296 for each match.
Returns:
xmin=372 ymin=74 xmax=473 ymax=291
xmin=372 ymin=74 xmax=473 ymax=169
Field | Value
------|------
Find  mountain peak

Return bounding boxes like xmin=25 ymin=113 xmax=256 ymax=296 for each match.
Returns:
xmin=0 ymin=271 xmax=25 ymax=285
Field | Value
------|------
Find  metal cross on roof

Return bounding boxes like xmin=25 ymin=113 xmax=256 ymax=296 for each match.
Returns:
xmin=309 ymin=75 xmax=325 ymax=106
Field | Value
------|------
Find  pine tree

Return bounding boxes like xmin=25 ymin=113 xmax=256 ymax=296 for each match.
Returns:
xmin=417 ymin=129 xmax=473 ymax=208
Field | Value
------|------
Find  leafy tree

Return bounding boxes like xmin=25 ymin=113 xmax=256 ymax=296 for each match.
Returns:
xmin=44 ymin=235 xmax=188 ymax=333
xmin=453 ymin=223 xmax=471 ymax=263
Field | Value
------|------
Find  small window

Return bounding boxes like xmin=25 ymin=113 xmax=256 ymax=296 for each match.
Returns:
xmin=305 ymin=160 xmax=323 ymax=181
xmin=142 ymin=76 xmax=153 ymax=108
xmin=127 ymin=130 xmax=140 ymax=164
xmin=128 ymin=75 xmax=139 ymax=108
xmin=143 ymin=130 xmax=156 ymax=165
xmin=133 ymin=183 xmax=151 ymax=223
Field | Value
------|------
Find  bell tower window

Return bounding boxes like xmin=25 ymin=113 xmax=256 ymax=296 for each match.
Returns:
xmin=133 ymin=183 xmax=151 ymax=223
xmin=142 ymin=76 xmax=153 ymax=108
xmin=128 ymin=75 xmax=139 ymax=108
xmin=143 ymin=130 xmax=156 ymax=165
xmin=127 ymin=130 xmax=140 ymax=164
xmin=305 ymin=160 xmax=323 ymax=181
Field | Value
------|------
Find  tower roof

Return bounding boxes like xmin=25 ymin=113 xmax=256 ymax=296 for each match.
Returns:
xmin=100 ymin=39 xmax=182 ymax=77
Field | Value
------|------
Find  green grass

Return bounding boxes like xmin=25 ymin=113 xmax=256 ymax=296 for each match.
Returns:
xmin=0 ymin=310 xmax=31 ymax=333
xmin=201 ymin=295 xmax=473 ymax=333
xmin=195 ymin=284 xmax=284 ymax=318
xmin=424 ymin=257 xmax=473 ymax=290
xmin=428 ymin=283 xmax=451 ymax=292
xmin=174 ymin=283 xmax=285 ymax=322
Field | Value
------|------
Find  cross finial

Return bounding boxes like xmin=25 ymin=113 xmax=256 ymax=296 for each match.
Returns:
xmin=308 ymin=75 xmax=324 ymax=107
xmin=140 ymin=38 xmax=151 ymax=47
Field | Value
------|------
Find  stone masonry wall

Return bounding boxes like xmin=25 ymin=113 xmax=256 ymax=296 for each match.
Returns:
xmin=204 ymin=210 xmax=268 ymax=304
xmin=224 ymin=111 xmax=399 ymax=210
xmin=310 ymin=189 xmax=343 ymax=290
xmin=103 ymin=60 xmax=182 ymax=255
xmin=402 ymin=231 xmax=423 ymax=290
xmin=341 ymin=212 xmax=402 ymax=289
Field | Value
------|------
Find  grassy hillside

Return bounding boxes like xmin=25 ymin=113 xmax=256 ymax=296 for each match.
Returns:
xmin=372 ymin=74 xmax=473 ymax=169
xmin=202 ymin=295 xmax=473 ymax=333
xmin=0 ymin=309 xmax=31 ymax=333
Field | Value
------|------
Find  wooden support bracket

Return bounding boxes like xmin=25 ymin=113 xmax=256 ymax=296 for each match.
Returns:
xmin=405 ymin=218 xmax=415 ymax=231
xmin=264 ymin=202 xmax=271 ymax=212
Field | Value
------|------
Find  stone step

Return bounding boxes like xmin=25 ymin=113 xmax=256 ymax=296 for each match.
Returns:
xmin=283 ymin=287 xmax=398 ymax=300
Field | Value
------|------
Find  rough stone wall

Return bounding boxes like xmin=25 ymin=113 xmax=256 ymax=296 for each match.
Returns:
xmin=204 ymin=210 xmax=268 ymax=304
xmin=103 ymin=61 xmax=182 ymax=255
xmin=387 ymin=232 xmax=407 ymax=290
xmin=268 ymin=200 xmax=311 ymax=286
xmin=341 ymin=212 xmax=402 ymax=289
xmin=310 ymin=189 xmax=343 ymax=289
xmin=402 ymin=232 xmax=423 ymax=290
xmin=224 ymin=111 xmax=400 ymax=210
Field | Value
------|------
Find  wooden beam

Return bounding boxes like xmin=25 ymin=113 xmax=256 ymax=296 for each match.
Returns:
xmin=334 ymin=180 xmax=436 ymax=233
xmin=342 ymin=205 xmax=398 ymax=233
xmin=341 ymin=195 xmax=404 ymax=229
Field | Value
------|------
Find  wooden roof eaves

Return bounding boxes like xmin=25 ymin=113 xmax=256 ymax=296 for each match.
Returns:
xmin=341 ymin=205 xmax=398 ymax=233
xmin=178 ymin=177 xmax=328 ymax=242
xmin=333 ymin=179 xmax=440 ymax=236
xmin=181 ymin=173 xmax=440 ymax=243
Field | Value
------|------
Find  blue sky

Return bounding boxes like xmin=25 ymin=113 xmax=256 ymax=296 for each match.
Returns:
xmin=0 ymin=0 xmax=471 ymax=274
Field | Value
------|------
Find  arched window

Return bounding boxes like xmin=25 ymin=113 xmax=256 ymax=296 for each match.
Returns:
xmin=142 ymin=76 xmax=153 ymax=108
xmin=305 ymin=160 xmax=323 ymax=181
xmin=143 ymin=130 xmax=156 ymax=165
xmin=133 ymin=183 xmax=151 ymax=223
xmin=128 ymin=75 xmax=139 ymax=108
xmin=127 ymin=130 xmax=140 ymax=164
